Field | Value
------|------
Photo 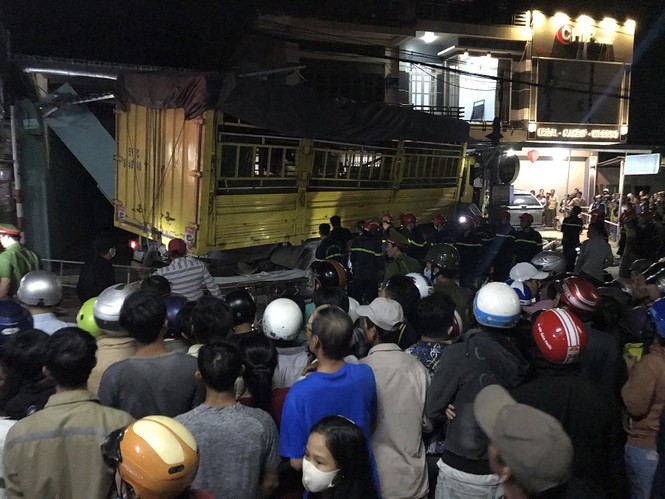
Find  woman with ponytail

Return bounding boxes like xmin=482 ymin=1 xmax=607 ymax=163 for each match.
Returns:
xmin=238 ymin=333 xmax=289 ymax=426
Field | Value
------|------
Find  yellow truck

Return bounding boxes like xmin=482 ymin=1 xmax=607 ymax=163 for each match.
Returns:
xmin=113 ymin=73 xmax=474 ymax=255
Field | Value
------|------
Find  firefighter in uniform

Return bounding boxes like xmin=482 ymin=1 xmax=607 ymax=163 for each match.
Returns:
xmin=428 ymin=214 xmax=455 ymax=245
xmin=561 ymin=206 xmax=584 ymax=272
xmin=492 ymin=210 xmax=517 ymax=282
xmin=454 ymin=215 xmax=483 ymax=290
xmin=399 ymin=213 xmax=428 ymax=263
xmin=514 ymin=213 xmax=543 ymax=264
xmin=348 ymin=220 xmax=384 ymax=304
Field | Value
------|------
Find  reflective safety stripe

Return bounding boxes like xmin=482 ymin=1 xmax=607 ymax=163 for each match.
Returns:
xmin=495 ymin=233 xmax=515 ymax=239
xmin=456 ymin=242 xmax=483 ymax=247
xmin=350 ymin=247 xmax=382 ymax=256
xmin=409 ymin=239 xmax=427 ymax=247
xmin=515 ymin=239 xmax=541 ymax=245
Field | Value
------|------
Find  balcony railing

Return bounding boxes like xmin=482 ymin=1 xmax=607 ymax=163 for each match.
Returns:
xmin=410 ymin=105 xmax=465 ymax=119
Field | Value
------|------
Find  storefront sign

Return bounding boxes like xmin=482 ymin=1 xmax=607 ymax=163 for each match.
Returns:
xmin=624 ymin=153 xmax=661 ymax=175
xmin=533 ymin=125 xmax=621 ymax=142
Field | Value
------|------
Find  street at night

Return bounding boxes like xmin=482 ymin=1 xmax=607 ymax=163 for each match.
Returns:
xmin=0 ymin=2 xmax=664 ymax=498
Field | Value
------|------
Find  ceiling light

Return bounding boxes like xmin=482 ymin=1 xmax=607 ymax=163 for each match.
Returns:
xmin=421 ymin=32 xmax=438 ymax=43
xmin=531 ymin=10 xmax=546 ymax=29
xmin=625 ymin=19 xmax=636 ymax=35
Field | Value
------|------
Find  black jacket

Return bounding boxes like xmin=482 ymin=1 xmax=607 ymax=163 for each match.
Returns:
xmin=76 ymin=253 xmax=116 ymax=302
xmin=514 ymin=227 xmax=543 ymax=263
xmin=425 ymin=329 xmax=529 ymax=473
xmin=349 ymin=233 xmax=384 ymax=281
xmin=512 ymin=363 xmax=628 ymax=499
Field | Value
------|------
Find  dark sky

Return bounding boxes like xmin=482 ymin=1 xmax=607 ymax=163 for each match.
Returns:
xmin=4 ymin=0 xmax=665 ymax=146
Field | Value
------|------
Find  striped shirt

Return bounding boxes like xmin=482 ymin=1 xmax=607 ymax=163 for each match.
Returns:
xmin=154 ymin=256 xmax=221 ymax=300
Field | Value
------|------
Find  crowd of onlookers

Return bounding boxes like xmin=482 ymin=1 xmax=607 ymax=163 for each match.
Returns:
xmin=0 ymin=207 xmax=663 ymax=498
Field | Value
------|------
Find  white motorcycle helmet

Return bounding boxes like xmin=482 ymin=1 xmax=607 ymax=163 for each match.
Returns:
xmin=347 ymin=296 xmax=360 ymax=324
xmin=473 ymin=282 xmax=521 ymax=329
xmin=506 ymin=279 xmax=534 ymax=306
xmin=262 ymin=298 xmax=303 ymax=341
xmin=93 ymin=283 xmax=138 ymax=335
xmin=17 ymin=270 xmax=62 ymax=307
xmin=405 ymin=272 xmax=433 ymax=299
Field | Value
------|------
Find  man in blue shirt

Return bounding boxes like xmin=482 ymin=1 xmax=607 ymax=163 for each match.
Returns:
xmin=280 ymin=304 xmax=377 ymax=472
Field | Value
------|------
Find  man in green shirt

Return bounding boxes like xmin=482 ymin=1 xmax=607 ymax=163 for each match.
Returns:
xmin=0 ymin=223 xmax=41 ymax=298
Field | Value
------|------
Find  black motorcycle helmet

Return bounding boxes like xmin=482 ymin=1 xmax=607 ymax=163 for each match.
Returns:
xmin=225 ymin=289 xmax=257 ymax=326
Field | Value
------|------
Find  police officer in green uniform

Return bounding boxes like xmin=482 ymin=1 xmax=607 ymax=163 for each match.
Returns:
xmin=0 ymin=223 xmax=41 ymax=298
xmin=383 ymin=228 xmax=422 ymax=283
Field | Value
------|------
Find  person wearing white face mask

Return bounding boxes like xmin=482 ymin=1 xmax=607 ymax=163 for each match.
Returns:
xmin=302 ymin=415 xmax=379 ymax=498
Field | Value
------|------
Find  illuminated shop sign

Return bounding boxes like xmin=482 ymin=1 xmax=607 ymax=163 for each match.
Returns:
xmin=529 ymin=11 xmax=635 ymax=63
xmin=533 ymin=125 xmax=621 ymax=142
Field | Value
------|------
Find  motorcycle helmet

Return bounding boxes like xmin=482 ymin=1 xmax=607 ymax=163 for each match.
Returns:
xmin=558 ymin=276 xmax=601 ymax=318
xmin=101 ymin=416 xmax=199 ymax=499
xmin=17 ymin=270 xmax=62 ymax=307
xmin=531 ymin=251 xmax=566 ymax=276
xmin=533 ymin=308 xmax=588 ymax=364
xmin=347 ymin=296 xmax=360 ymax=324
xmin=77 ymin=297 xmax=102 ymax=337
xmin=473 ymin=282 xmax=521 ymax=329
xmin=449 ymin=309 xmax=462 ymax=339
xmin=225 ymin=289 xmax=257 ymax=326
xmin=426 ymin=244 xmax=459 ymax=271
xmin=506 ymin=279 xmax=533 ymax=306
xmin=405 ymin=272 xmax=433 ymax=299
xmin=649 ymin=297 xmax=665 ymax=338
xmin=164 ymin=295 xmax=189 ymax=334
xmin=311 ymin=260 xmax=347 ymax=289
xmin=0 ymin=300 xmax=33 ymax=339
xmin=93 ymin=283 xmax=137 ymax=334
xmin=262 ymin=298 xmax=303 ymax=341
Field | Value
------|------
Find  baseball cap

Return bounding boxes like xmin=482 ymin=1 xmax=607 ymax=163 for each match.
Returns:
xmin=355 ymin=297 xmax=404 ymax=331
xmin=509 ymin=262 xmax=548 ymax=282
xmin=0 ymin=223 xmax=20 ymax=237
xmin=474 ymin=385 xmax=573 ymax=494
xmin=168 ymin=238 xmax=187 ymax=256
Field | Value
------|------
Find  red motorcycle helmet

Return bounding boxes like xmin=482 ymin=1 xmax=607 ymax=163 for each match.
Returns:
xmin=532 ymin=308 xmax=588 ymax=364
xmin=449 ymin=309 xmax=462 ymax=339
xmin=558 ymin=276 xmax=601 ymax=317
